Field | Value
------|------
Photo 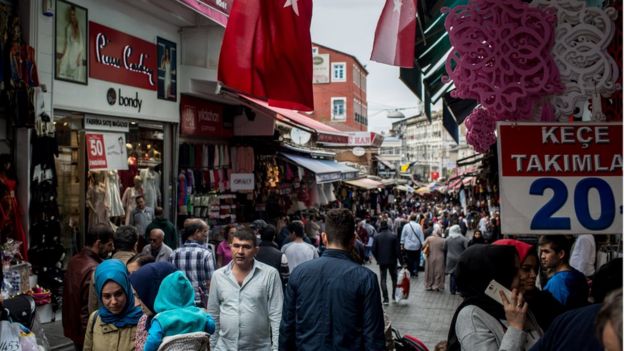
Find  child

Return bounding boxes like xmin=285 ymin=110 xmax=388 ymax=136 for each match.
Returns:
xmin=143 ymin=271 xmax=216 ymax=351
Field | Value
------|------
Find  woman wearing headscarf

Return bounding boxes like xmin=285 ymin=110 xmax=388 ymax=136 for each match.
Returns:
xmin=443 ymin=225 xmax=469 ymax=294
xmin=84 ymin=259 xmax=143 ymax=351
xmin=447 ymin=245 xmax=543 ymax=351
xmin=128 ymin=262 xmax=178 ymax=351
xmin=424 ymin=223 xmax=446 ymax=291
xmin=468 ymin=229 xmax=486 ymax=246
xmin=493 ymin=239 xmax=564 ymax=330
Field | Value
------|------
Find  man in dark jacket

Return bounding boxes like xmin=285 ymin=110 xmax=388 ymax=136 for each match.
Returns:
xmin=144 ymin=206 xmax=178 ymax=249
xmin=372 ymin=221 xmax=400 ymax=305
xmin=280 ymin=208 xmax=385 ymax=351
xmin=62 ymin=224 xmax=114 ymax=350
xmin=255 ymin=224 xmax=289 ymax=289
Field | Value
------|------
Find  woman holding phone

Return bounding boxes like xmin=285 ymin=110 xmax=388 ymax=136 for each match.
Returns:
xmin=447 ymin=244 xmax=543 ymax=351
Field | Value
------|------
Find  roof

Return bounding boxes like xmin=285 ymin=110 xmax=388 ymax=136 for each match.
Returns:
xmin=313 ymin=42 xmax=369 ymax=75
xmin=343 ymin=178 xmax=385 ymax=190
xmin=280 ymin=153 xmax=343 ymax=184
xmin=240 ymin=95 xmax=349 ymax=144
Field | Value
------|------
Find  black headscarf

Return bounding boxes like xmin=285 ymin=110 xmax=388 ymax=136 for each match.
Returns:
xmin=447 ymin=244 xmax=519 ymax=351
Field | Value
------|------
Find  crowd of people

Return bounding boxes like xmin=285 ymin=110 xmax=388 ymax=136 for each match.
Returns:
xmin=54 ymin=193 xmax=622 ymax=350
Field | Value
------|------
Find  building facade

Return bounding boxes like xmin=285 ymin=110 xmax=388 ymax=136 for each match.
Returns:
xmin=311 ymin=43 xmax=368 ymax=132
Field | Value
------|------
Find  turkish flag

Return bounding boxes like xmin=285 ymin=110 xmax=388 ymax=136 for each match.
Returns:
xmin=370 ymin=0 xmax=418 ymax=68
xmin=218 ymin=0 xmax=314 ymax=111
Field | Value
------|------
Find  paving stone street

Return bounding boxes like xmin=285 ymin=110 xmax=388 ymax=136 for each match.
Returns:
xmin=368 ymin=263 xmax=463 ymax=349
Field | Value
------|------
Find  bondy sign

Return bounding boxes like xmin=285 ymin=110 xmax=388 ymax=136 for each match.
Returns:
xmin=497 ymin=122 xmax=622 ymax=235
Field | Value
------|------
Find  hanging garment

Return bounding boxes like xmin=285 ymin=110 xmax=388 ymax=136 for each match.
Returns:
xmin=0 ymin=175 xmax=28 ymax=260
xmin=87 ymin=182 xmax=109 ymax=228
xmin=140 ymin=168 xmax=160 ymax=209
xmin=202 ymin=145 xmax=210 ymax=168
xmin=106 ymin=171 xmax=125 ymax=217
xmin=230 ymin=146 xmax=237 ymax=172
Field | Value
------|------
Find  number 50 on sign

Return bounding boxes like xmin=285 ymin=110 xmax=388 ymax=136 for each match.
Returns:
xmin=497 ymin=122 xmax=622 ymax=235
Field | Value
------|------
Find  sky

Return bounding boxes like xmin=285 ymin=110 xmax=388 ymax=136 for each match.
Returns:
xmin=310 ymin=0 xmax=422 ymax=133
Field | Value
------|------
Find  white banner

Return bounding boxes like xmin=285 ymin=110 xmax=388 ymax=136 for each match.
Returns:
xmin=230 ymin=173 xmax=255 ymax=192
xmin=84 ymin=116 xmax=130 ymax=132
xmin=313 ymin=54 xmax=330 ymax=83
xmin=85 ymin=132 xmax=129 ymax=170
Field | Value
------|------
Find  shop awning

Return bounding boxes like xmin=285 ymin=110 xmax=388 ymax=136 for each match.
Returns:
xmin=375 ymin=156 xmax=396 ymax=170
xmin=240 ymin=95 xmax=349 ymax=144
xmin=343 ymin=178 xmax=385 ymax=190
xmin=462 ymin=176 xmax=476 ymax=187
xmin=280 ymin=153 xmax=343 ymax=184
xmin=317 ymin=160 xmax=359 ymax=180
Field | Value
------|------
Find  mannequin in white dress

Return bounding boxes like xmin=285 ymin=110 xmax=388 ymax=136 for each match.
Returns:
xmin=106 ymin=170 xmax=125 ymax=218
xmin=87 ymin=172 xmax=109 ymax=229
xmin=140 ymin=167 xmax=161 ymax=209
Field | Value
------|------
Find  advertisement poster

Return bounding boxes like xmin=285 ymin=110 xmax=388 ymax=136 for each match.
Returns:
xmin=497 ymin=122 xmax=622 ymax=235
xmin=86 ymin=132 xmax=129 ymax=170
xmin=157 ymin=37 xmax=177 ymax=101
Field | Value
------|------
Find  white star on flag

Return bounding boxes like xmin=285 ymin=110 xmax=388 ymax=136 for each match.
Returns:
xmin=393 ymin=0 xmax=403 ymax=13
xmin=284 ymin=0 xmax=299 ymax=16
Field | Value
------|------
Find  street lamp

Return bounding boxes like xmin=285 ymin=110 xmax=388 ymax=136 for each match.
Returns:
xmin=387 ymin=110 xmax=406 ymax=119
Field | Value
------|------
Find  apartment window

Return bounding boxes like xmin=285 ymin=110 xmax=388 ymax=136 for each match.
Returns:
xmin=332 ymin=62 xmax=346 ymax=82
xmin=331 ymin=97 xmax=347 ymax=120
xmin=353 ymin=66 xmax=360 ymax=87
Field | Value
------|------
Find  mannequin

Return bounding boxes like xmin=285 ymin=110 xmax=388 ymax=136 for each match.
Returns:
xmin=140 ymin=167 xmax=160 ymax=209
xmin=0 ymin=154 xmax=27 ymax=260
xmin=106 ymin=170 xmax=124 ymax=218
xmin=121 ymin=176 xmax=143 ymax=225
xmin=86 ymin=172 xmax=109 ymax=229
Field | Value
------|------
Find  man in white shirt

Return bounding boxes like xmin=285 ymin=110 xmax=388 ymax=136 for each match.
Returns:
xmin=400 ymin=214 xmax=424 ymax=278
xmin=570 ymin=234 xmax=596 ymax=277
xmin=207 ymin=229 xmax=283 ymax=351
xmin=281 ymin=221 xmax=318 ymax=272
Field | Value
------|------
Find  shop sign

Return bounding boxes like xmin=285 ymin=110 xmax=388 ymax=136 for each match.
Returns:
xmin=348 ymin=132 xmax=384 ymax=147
xmin=84 ymin=116 xmax=130 ymax=132
xmin=317 ymin=133 xmax=349 ymax=144
xmin=106 ymin=88 xmax=144 ymax=113
xmin=316 ymin=172 xmax=343 ymax=184
xmin=85 ymin=132 xmax=129 ymax=171
xmin=497 ymin=122 xmax=622 ymax=235
xmin=180 ymin=95 xmax=233 ymax=138
xmin=230 ymin=173 xmax=254 ymax=191
xmin=177 ymin=0 xmax=232 ymax=27
xmin=313 ymin=53 xmax=330 ymax=83
xmin=89 ymin=22 xmax=157 ymax=91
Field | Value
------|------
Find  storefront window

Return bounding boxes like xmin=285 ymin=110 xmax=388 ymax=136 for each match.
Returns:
xmin=54 ymin=112 xmax=166 ymax=253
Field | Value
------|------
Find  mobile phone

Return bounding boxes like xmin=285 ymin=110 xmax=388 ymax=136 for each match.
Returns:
xmin=484 ymin=279 xmax=512 ymax=305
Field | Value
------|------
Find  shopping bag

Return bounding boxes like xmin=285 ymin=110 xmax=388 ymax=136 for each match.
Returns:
xmin=0 ymin=320 xmax=21 ymax=351
xmin=395 ymin=268 xmax=411 ymax=302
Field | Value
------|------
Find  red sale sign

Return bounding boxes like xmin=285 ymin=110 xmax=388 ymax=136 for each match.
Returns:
xmin=497 ymin=122 xmax=622 ymax=235
xmin=86 ymin=133 xmax=107 ymax=169
xmin=89 ymin=22 xmax=157 ymax=90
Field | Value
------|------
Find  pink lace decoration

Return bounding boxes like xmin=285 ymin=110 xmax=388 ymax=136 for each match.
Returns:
xmin=442 ymin=0 xmax=564 ymax=121
xmin=464 ymin=107 xmax=497 ymax=153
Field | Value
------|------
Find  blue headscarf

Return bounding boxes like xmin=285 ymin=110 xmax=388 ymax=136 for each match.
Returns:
xmin=128 ymin=262 xmax=178 ymax=315
xmin=94 ymin=259 xmax=143 ymax=328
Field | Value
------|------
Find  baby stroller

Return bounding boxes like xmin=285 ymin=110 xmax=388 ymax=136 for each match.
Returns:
xmin=393 ymin=328 xmax=429 ymax=351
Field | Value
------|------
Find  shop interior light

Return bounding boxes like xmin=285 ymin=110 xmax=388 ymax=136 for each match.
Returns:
xmin=126 ymin=143 xmax=133 ymax=148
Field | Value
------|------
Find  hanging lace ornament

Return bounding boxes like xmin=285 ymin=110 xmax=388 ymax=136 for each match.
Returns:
xmin=532 ymin=0 xmax=620 ymax=121
xmin=464 ymin=107 xmax=497 ymax=154
xmin=442 ymin=0 xmax=563 ymax=121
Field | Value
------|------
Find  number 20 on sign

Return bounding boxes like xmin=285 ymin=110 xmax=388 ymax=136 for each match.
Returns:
xmin=497 ymin=122 xmax=622 ymax=235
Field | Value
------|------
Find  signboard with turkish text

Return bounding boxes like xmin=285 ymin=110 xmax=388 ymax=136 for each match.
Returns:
xmin=348 ymin=132 xmax=384 ymax=147
xmin=84 ymin=116 xmax=130 ymax=132
xmin=230 ymin=173 xmax=255 ymax=191
xmin=180 ymin=95 xmax=233 ymax=138
xmin=497 ymin=122 xmax=622 ymax=235
xmin=313 ymin=53 xmax=330 ymax=83
xmin=89 ymin=22 xmax=157 ymax=90
xmin=86 ymin=132 xmax=129 ymax=171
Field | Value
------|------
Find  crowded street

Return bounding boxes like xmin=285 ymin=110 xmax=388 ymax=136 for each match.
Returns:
xmin=0 ymin=0 xmax=622 ymax=350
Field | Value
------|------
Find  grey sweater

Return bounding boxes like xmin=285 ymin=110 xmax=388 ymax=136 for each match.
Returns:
xmin=455 ymin=305 xmax=543 ymax=351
